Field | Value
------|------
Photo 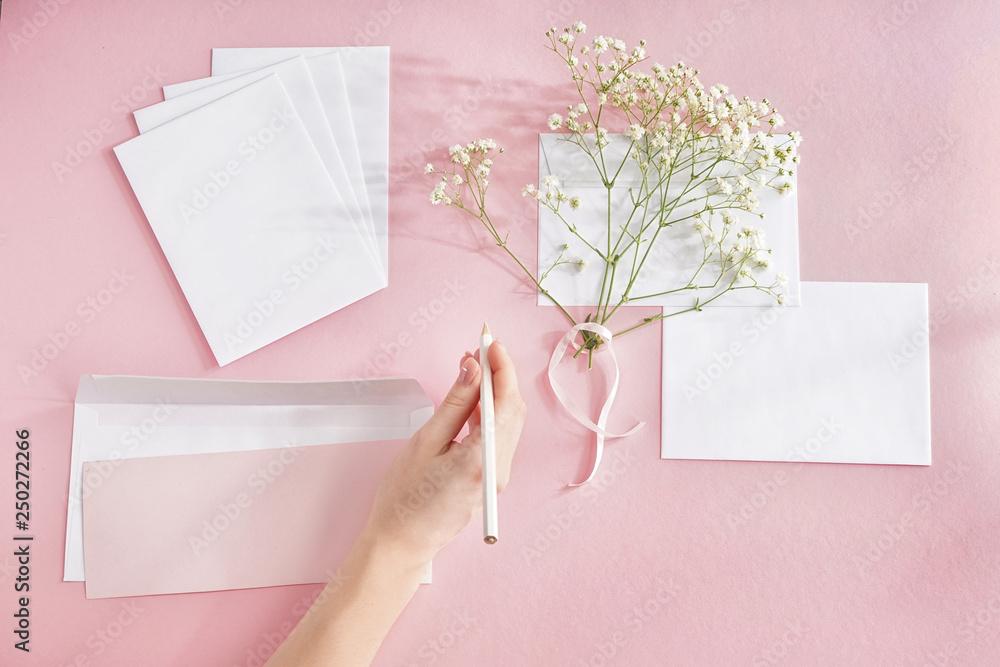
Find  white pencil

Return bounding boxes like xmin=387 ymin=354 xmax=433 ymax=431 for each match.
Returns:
xmin=480 ymin=322 xmax=499 ymax=544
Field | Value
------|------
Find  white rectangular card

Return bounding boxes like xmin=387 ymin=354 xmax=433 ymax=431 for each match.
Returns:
xmin=661 ymin=282 xmax=931 ymax=465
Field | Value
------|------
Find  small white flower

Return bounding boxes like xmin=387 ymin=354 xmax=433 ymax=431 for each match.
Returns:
xmin=576 ymin=259 xmax=587 ymax=271
xmin=548 ymin=113 xmax=564 ymax=130
xmin=558 ymin=33 xmax=572 ymax=45
xmin=424 ymin=163 xmax=434 ymax=174
xmin=573 ymin=21 xmax=586 ymax=33
xmin=569 ymin=197 xmax=581 ymax=210
xmin=778 ymin=182 xmax=793 ymax=196
xmin=453 ymin=174 xmax=463 ymax=186
xmin=790 ymin=131 xmax=803 ymax=145
xmin=777 ymin=293 xmax=787 ymax=305
xmin=776 ymin=272 xmax=789 ymax=287
xmin=624 ymin=123 xmax=646 ymax=141
xmin=430 ymin=181 xmax=449 ymax=205
xmin=521 ymin=184 xmax=537 ymax=197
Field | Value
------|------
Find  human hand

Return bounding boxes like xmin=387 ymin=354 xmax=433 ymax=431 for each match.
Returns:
xmin=362 ymin=340 xmax=526 ymax=567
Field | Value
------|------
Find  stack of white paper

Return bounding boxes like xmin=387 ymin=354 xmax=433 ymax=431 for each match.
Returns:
xmin=115 ymin=49 xmax=389 ymax=366
xmin=536 ymin=136 xmax=932 ymax=466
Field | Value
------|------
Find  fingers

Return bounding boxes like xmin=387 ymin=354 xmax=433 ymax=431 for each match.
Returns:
xmin=487 ymin=340 xmax=526 ymax=489
xmin=415 ymin=354 xmax=481 ymax=453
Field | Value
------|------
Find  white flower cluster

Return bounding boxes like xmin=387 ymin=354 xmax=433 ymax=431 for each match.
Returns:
xmin=428 ymin=21 xmax=801 ymax=335
xmin=429 ymin=139 xmax=502 ymax=207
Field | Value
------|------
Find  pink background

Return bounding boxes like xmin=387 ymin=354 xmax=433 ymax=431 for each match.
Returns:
xmin=1 ymin=0 xmax=998 ymax=665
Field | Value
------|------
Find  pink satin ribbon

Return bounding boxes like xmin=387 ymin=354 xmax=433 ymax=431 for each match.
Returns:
xmin=547 ymin=322 xmax=645 ymax=486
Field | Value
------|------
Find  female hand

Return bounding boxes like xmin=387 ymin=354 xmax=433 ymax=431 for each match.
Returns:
xmin=362 ymin=339 xmax=526 ymax=566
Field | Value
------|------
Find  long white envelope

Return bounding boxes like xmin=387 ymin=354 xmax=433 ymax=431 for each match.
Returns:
xmin=212 ymin=47 xmax=390 ymax=279
xmin=115 ymin=74 xmax=386 ymax=366
xmin=536 ymin=133 xmax=801 ymax=308
xmin=661 ymin=281 xmax=931 ymax=465
xmin=64 ymin=374 xmax=434 ymax=582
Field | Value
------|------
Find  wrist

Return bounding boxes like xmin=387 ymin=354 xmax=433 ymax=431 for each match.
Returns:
xmin=354 ymin=522 xmax=433 ymax=582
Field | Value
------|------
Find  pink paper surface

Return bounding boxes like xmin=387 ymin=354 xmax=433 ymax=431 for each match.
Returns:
xmin=82 ymin=440 xmax=406 ymax=599
xmin=2 ymin=1 xmax=999 ymax=665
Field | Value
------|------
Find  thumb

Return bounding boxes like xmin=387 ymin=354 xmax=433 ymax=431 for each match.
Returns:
xmin=416 ymin=354 xmax=481 ymax=451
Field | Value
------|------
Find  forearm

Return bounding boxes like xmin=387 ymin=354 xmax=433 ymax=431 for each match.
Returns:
xmin=265 ymin=525 xmax=429 ymax=667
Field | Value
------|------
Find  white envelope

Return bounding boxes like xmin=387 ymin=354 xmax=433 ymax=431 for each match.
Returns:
xmin=212 ymin=47 xmax=390 ymax=278
xmin=142 ymin=56 xmax=380 ymax=277
xmin=661 ymin=282 xmax=931 ymax=465
xmin=64 ymin=374 xmax=434 ymax=582
xmin=536 ymin=133 xmax=801 ymax=308
xmin=114 ymin=74 xmax=386 ymax=366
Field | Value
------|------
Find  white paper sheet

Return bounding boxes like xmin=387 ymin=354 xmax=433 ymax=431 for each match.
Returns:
xmin=114 ymin=74 xmax=386 ymax=365
xmin=536 ymin=133 xmax=801 ymax=308
xmin=64 ymin=374 xmax=433 ymax=582
xmin=661 ymin=281 xmax=931 ymax=465
xmin=142 ymin=56 xmax=380 ymax=277
xmin=212 ymin=47 xmax=389 ymax=279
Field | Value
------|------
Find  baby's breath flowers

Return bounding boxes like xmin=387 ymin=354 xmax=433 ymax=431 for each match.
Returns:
xmin=428 ymin=23 xmax=801 ymax=363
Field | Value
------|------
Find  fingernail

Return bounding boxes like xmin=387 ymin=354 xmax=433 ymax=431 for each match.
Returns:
xmin=458 ymin=357 xmax=480 ymax=385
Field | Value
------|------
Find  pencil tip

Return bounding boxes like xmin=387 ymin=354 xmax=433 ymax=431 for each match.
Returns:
xmin=482 ymin=322 xmax=491 ymax=336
